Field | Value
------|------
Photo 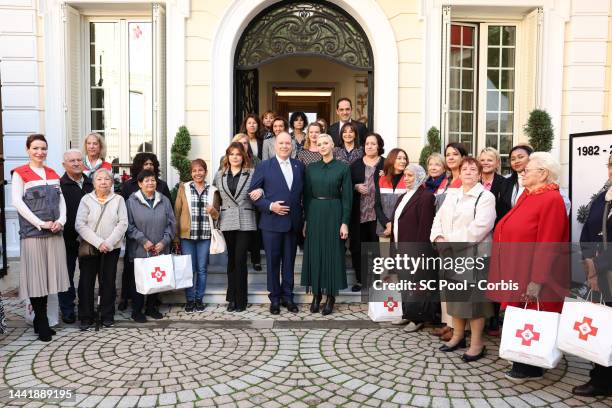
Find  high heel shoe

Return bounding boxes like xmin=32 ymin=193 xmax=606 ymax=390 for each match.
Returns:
xmin=439 ymin=338 xmax=466 ymax=352
xmin=321 ymin=295 xmax=335 ymax=316
xmin=310 ymin=294 xmax=322 ymax=313
xmin=462 ymin=346 xmax=486 ymax=362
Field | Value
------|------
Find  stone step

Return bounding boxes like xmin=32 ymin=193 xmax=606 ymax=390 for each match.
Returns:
xmin=158 ymin=283 xmax=363 ymax=304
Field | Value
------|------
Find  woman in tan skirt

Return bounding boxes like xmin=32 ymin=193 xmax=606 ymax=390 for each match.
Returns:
xmin=12 ymin=134 xmax=69 ymax=341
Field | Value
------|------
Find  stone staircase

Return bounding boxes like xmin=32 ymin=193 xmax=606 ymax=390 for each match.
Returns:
xmin=159 ymin=251 xmax=363 ymax=304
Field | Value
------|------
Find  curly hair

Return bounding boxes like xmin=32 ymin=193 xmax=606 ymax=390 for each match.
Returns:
xmin=131 ymin=152 xmax=160 ymax=178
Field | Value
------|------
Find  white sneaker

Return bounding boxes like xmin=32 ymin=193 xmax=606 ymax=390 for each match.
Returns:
xmin=404 ymin=322 xmax=425 ymax=332
xmin=391 ymin=318 xmax=410 ymax=325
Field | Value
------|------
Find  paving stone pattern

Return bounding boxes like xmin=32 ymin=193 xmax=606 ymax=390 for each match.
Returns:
xmin=0 ymin=299 xmax=610 ymax=407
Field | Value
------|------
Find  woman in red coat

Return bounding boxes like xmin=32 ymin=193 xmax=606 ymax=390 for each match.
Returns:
xmin=487 ymin=152 xmax=569 ymax=382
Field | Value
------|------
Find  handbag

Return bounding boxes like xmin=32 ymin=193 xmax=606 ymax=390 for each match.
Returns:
xmin=134 ymin=253 xmax=175 ymax=294
xmin=78 ymin=199 xmax=109 ymax=258
xmin=207 ymin=186 xmax=227 ymax=254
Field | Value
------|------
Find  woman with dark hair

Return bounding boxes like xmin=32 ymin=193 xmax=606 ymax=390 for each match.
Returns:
xmin=120 ymin=152 xmax=171 ymax=201
xmin=349 ymin=132 xmax=384 ymax=291
xmin=334 ymin=122 xmax=364 ymax=165
xmin=12 ymin=134 xmax=69 ymax=341
xmin=297 ymin=123 xmax=324 ymax=166
xmin=174 ymin=159 xmax=220 ymax=313
xmin=240 ymin=114 xmax=264 ymax=160
xmin=289 ymin=111 xmax=308 ymax=153
xmin=497 ymin=144 xmax=534 ymax=222
xmin=214 ymin=142 xmax=257 ymax=312
xmin=261 ymin=110 xmax=276 ymax=140
xmin=375 ymin=148 xmax=408 ymax=243
xmin=118 ymin=152 xmax=171 ymax=312
xmin=262 ymin=117 xmax=297 ymax=160
xmin=126 ymin=169 xmax=176 ymax=323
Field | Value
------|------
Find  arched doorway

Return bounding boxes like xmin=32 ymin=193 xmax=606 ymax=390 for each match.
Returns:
xmin=233 ymin=0 xmax=374 ymax=133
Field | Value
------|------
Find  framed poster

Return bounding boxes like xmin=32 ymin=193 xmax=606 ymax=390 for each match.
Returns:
xmin=569 ymin=130 xmax=612 ymax=242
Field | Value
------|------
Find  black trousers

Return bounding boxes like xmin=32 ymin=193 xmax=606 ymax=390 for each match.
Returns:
xmin=590 ymin=364 xmax=612 ymax=390
xmin=120 ymin=247 xmax=135 ymax=302
xmin=130 ymin=263 xmax=159 ymax=316
xmin=78 ymin=248 xmax=121 ymax=322
xmin=250 ymin=229 xmax=262 ymax=265
xmin=349 ymin=220 xmax=378 ymax=285
xmin=224 ymin=230 xmax=250 ymax=308
xmin=58 ymin=241 xmax=78 ymax=318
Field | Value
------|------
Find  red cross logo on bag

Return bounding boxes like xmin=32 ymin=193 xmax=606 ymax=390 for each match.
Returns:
xmin=151 ymin=267 xmax=166 ymax=282
xmin=515 ymin=323 xmax=540 ymax=346
xmin=384 ymin=297 xmax=398 ymax=312
xmin=573 ymin=317 xmax=598 ymax=341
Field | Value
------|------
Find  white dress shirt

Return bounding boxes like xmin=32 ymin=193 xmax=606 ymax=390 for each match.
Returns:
xmin=276 ymin=155 xmax=293 ymax=190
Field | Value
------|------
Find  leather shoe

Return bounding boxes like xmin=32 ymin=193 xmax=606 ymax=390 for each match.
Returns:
xmin=439 ymin=338 xmax=466 ymax=352
xmin=321 ymin=295 xmax=335 ymax=316
xmin=281 ymin=300 xmax=299 ymax=313
xmin=462 ymin=346 xmax=486 ymax=362
xmin=310 ymin=294 xmax=322 ymax=313
xmin=351 ymin=284 xmax=361 ymax=292
xmin=227 ymin=301 xmax=236 ymax=312
xmin=62 ymin=315 xmax=76 ymax=324
xmin=572 ymin=383 xmax=612 ymax=397
xmin=270 ymin=303 xmax=280 ymax=315
xmin=234 ymin=305 xmax=246 ymax=312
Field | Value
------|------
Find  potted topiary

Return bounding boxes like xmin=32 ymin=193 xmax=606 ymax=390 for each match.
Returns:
xmin=419 ymin=126 xmax=441 ymax=167
xmin=524 ymin=109 xmax=554 ymax=152
xmin=170 ymin=125 xmax=192 ymax=203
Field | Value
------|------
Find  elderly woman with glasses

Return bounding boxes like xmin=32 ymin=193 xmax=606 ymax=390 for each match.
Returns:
xmin=391 ymin=164 xmax=436 ymax=332
xmin=488 ymin=152 xmax=569 ymax=381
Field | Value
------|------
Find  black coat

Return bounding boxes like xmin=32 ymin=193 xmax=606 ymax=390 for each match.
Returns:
xmin=120 ymin=177 xmax=172 ymax=202
xmin=349 ymin=156 xmax=384 ymax=228
xmin=488 ymin=173 xmax=508 ymax=224
xmin=329 ymin=120 xmax=368 ymax=147
xmin=391 ymin=185 xmax=436 ymax=243
xmin=60 ymin=173 xmax=94 ymax=246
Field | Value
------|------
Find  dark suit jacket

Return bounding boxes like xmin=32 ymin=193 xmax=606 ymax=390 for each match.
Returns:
xmin=249 ymin=157 xmax=305 ymax=232
xmin=391 ymin=185 xmax=435 ymax=243
xmin=329 ymin=120 xmax=368 ymax=147
xmin=497 ymin=173 xmax=517 ymax=223
xmin=488 ymin=173 xmax=507 ymax=225
xmin=349 ymin=156 xmax=384 ymax=228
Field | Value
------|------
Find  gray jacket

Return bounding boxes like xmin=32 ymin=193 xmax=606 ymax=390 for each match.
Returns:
xmin=261 ymin=137 xmax=297 ymax=161
xmin=126 ymin=190 xmax=176 ymax=261
xmin=213 ymin=169 xmax=257 ymax=231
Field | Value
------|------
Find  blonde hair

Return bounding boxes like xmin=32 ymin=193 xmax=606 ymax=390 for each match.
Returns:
xmin=528 ymin=152 xmax=561 ymax=184
xmin=479 ymin=147 xmax=501 ymax=172
xmin=426 ymin=152 xmax=447 ymax=174
xmin=82 ymin=132 xmax=107 ymax=160
xmin=304 ymin=122 xmax=323 ymax=150
xmin=232 ymin=133 xmax=249 ymax=143
xmin=316 ymin=133 xmax=335 ymax=148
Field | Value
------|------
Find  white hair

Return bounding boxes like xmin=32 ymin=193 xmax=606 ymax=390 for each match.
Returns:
xmin=528 ymin=152 xmax=561 ymax=184
xmin=91 ymin=167 xmax=113 ymax=182
xmin=63 ymin=149 xmax=83 ymax=162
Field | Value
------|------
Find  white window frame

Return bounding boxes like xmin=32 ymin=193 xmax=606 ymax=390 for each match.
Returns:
xmin=84 ymin=16 xmax=153 ymax=165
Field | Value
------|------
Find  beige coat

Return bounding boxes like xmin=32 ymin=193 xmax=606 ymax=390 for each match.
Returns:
xmin=174 ymin=181 xmax=220 ymax=241
xmin=75 ymin=192 xmax=128 ymax=250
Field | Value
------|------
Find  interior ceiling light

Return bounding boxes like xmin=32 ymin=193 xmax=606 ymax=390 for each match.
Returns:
xmin=275 ymin=90 xmax=332 ymax=97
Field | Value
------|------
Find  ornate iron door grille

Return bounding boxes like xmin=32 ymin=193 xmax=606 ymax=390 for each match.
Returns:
xmin=234 ymin=0 xmax=374 ymax=133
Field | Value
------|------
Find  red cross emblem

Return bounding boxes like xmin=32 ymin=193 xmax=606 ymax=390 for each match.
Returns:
xmin=573 ymin=317 xmax=598 ymax=341
xmin=515 ymin=323 xmax=540 ymax=346
xmin=151 ymin=267 xmax=166 ymax=282
xmin=383 ymin=297 xmax=398 ymax=312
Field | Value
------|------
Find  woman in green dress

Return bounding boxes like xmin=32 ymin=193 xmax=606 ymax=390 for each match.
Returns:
xmin=302 ymin=133 xmax=353 ymax=315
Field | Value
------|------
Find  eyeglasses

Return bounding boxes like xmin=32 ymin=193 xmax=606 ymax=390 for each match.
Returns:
xmin=520 ymin=167 xmax=544 ymax=175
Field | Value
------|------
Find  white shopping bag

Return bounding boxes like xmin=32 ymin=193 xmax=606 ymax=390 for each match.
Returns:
xmin=172 ymin=254 xmax=193 ymax=290
xmin=134 ymin=254 xmax=175 ymax=295
xmin=557 ymin=297 xmax=612 ymax=367
xmin=24 ymin=293 xmax=59 ymax=327
xmin=368 ymin=292 xmax=403 ymax=322
xmin=499 ymin=305 xmax=562 ymax=369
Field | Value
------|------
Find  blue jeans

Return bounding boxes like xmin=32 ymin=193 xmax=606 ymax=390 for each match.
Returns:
xmin=181 ymin=239 xmax=211 ymax=302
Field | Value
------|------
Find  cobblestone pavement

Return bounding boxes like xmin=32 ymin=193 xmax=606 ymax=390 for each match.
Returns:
xmin=1 ymin=299 xmax=611 ymax=407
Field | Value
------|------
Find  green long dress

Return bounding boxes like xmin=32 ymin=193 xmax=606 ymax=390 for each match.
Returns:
xmin=301 ymin=158 xmax=353 ymax=295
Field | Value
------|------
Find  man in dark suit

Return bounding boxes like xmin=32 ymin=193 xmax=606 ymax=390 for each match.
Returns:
xmin=249 ymin=132 xmax=305 ymax=314
xmin=59 ymin=149 xmax=94 ymax=324
xmin=328 ymin=97 xmax=368 ymax=146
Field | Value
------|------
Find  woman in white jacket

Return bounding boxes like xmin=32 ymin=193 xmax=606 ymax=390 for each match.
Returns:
xmin=430 ymin=157 xmax=496 ymax=362
xmin=75 ymin=168 xmax=128 ymax=330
